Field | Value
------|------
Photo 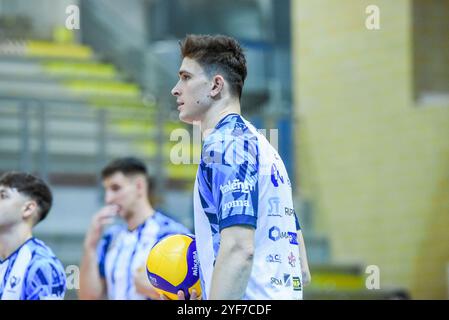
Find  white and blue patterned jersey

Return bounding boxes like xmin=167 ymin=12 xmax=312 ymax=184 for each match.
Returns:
xmin=97 ymin=211 xmax=191 ymax=300
xmin=0 ymin=238 xmax=66 ymax=300
xmin=194 ymin=113 xmax=303 ymax=300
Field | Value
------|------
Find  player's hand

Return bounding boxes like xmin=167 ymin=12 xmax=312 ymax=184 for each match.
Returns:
xmin=159 ymin=289 xmax=201 ymax=300
xmin=134 ymin=266 xmax=160 ymax=300
xmin=84 ymin=205 xmax=119 ymax=250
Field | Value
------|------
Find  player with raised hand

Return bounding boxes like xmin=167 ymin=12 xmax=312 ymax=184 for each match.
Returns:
xmin=79 ymin=157 xmax=190 ymax=300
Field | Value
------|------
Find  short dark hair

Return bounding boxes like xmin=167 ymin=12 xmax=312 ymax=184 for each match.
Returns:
xmin=179 ymin=34 xmax=247 ymax=99
xmin=0 ymin=172 xmax=53 ymax=224
xmin=102 ymin=157 xmax=148 ymax=179
xmin=101 ymin=157 xmax=154 ymax=194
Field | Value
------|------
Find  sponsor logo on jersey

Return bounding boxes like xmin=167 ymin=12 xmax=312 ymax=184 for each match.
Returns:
xmin=284 ymin=274 xmax=292 ymax=287
xmin=268 ymin=197 xmax=281 ymax=217
xmin=284 ymin=207 xmax=295 ymax=216
xmin=269 ymin=226 xmax=287 ymax=241
xmin=9 ymin=276 xmax=20 ymax=289
xmin=269 ymin=227 xmax=298 ymax=245
xmin=288 ymin=252 xmax=296 ymax=268
xmin=288 ymin=232 xmax=299 ymax=245
xmin=266 ymin=254 xmax=282 ymax=263
xmin=222 ymin=199 xmax=250 ymax=210
xmin=271 ymin=277 xmax=282 ymax=286
xmin=270 ymin=163 xmax=284 ymax=187
xmin=219 ymin=179 xmax=255 ymax=195
xmin=293 ymin=277 xmax=302 ymax=291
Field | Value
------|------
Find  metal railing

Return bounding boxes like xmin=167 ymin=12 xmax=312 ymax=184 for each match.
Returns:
xmin=0 ymin=96 xmax=161 ymax=184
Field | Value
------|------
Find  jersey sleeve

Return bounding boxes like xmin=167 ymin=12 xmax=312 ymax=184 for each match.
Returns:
xmin=24 ymin=258 xmax=66 ymax=300
xmin=202 ymin=127 xmax=259 ymax=231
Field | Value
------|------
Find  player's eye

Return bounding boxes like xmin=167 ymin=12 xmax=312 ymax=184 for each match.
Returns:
xmin=181 ymin=74 xmax=190 ymax=80
xmin=111 ymin=185 xmax=121 ymax=192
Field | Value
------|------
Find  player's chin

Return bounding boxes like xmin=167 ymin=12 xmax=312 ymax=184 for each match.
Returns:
xmin=179 ymin=112 xmax=194 ymax=125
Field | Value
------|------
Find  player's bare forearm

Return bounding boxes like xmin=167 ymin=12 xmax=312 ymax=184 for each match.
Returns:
xmin=209 ymin=226 xmax=255 ymax=300
xmin=79 ymin=248 xmax=106 ymax=299
xmin=79 ymin=207 xmax=115 ymax=299
xmin=297 ymin=230 xmax=311 ymax=285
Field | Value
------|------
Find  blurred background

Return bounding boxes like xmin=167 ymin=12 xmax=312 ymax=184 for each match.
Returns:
xmin=0 ymin=0 xmax=448 ymax=299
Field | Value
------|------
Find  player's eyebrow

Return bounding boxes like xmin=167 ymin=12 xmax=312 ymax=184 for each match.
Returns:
xmin=178 ymin=70 xmax=192 ymax=77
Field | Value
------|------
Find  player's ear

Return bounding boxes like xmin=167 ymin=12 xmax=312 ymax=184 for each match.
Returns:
xmin=135 ymin=176 xmax=146 ymax=197
xmin=210 ymin=75 xmax=224 ymax=98
xmin=22 ymin=200 xmax=38 ymax=220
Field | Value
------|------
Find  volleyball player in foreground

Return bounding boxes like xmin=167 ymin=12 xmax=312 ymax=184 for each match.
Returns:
xmin=168 ymin=34 xmax=311 ymax=300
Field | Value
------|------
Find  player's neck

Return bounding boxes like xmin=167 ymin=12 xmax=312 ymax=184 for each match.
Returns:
xmin=200 ymin=99 xmax=241 ymax=139
xmin=0 ymin=224 xmax=33 ymax=260
xmin=126 ymin=201 xmax=155 ymax=231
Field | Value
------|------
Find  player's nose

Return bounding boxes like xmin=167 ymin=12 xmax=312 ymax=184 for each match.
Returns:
xmin=171 ymin=82 xmax=181 ymax=97
xmin=105 ymin=191 xmax=115 ymax=205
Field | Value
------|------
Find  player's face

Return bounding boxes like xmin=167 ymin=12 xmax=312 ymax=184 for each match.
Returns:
xmin=171 ymin=57 xmax=212 ymax=124
xmin=0 ymin=186 xmax=27 ymax=229
xmin=103 ymin=172 xmax=139 ymax=219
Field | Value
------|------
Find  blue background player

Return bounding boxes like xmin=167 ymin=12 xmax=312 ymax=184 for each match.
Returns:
xmin=79 ymin=157 xmax=190 ymax=300
xmin=0 ymin=172 xmax=66 ymax=300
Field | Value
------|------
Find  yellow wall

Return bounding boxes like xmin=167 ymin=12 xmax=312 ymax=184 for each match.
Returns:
xmin=292 ymin=0 xmax=449 ymax=299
